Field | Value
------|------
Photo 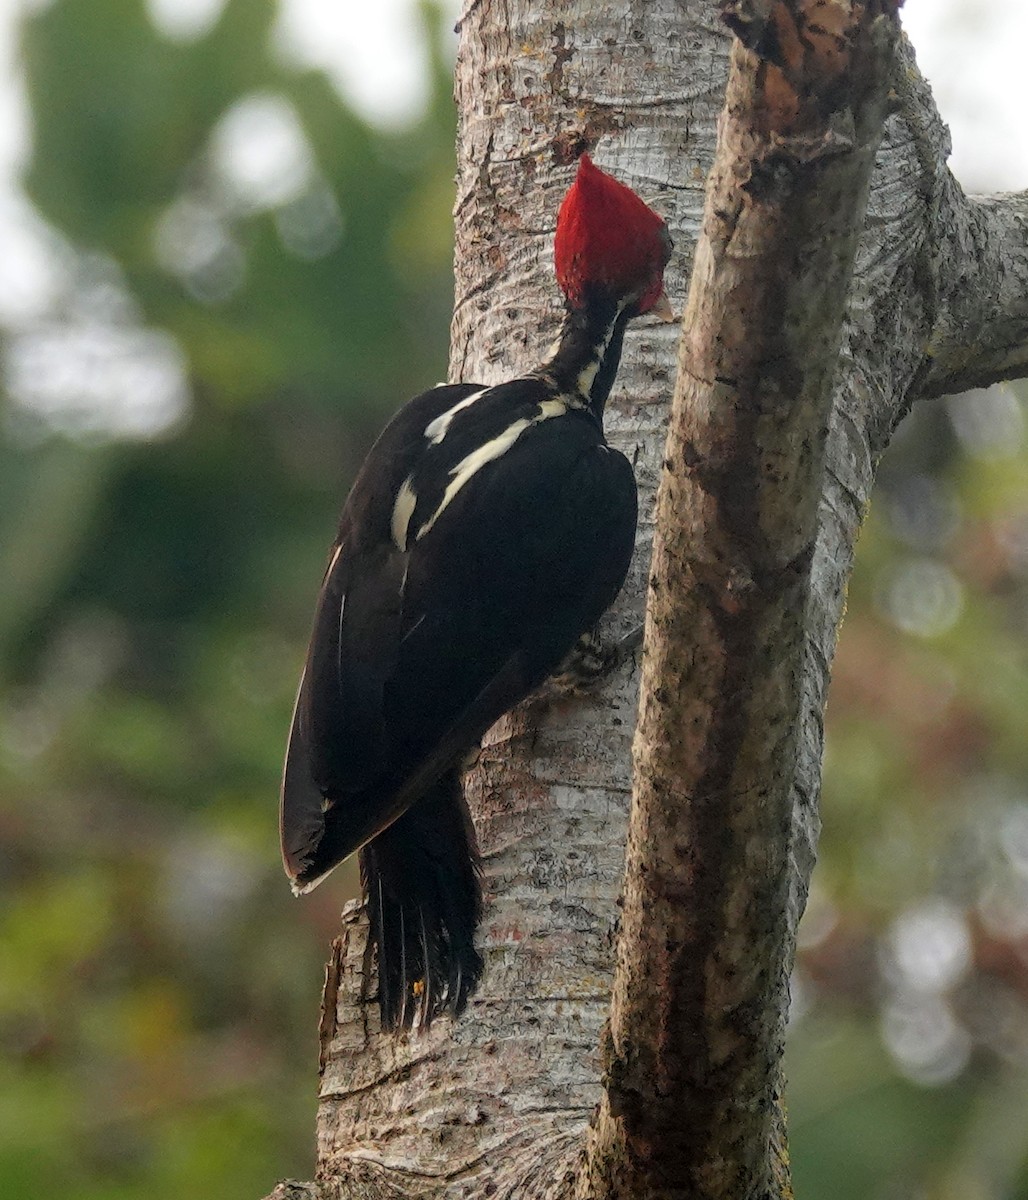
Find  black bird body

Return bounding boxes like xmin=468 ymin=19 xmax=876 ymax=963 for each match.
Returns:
xmin=281 ymin=155 xmax=671 ymax=1029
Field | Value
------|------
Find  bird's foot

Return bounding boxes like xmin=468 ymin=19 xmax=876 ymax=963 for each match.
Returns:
xmin=541 ymin=625 xmax=644 ymax=699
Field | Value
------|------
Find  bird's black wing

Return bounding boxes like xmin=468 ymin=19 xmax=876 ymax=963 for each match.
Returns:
xmin=282 ymin=390 xmax=638 ymax=892
xmin=334 ymin=409 xmax=638 ymax=842
xmin=279 ymin=383 xmax=484 ymax=884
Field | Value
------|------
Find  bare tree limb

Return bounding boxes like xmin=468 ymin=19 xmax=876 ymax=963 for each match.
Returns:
xmin=919 ymin=189 xmax=1028 ymax=398
xmin=578 ymin=4 xmax=903 ymax=1198
xmin=850 ymin=36 xmax=1028 ymax=404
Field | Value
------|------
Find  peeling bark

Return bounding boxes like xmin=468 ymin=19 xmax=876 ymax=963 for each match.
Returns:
xmin=265 ymin=2 xmax=1028 ymax=1198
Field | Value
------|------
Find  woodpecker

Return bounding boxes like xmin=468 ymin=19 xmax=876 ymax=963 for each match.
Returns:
xmin=281 ymin=154 xmax=673 ymax=1029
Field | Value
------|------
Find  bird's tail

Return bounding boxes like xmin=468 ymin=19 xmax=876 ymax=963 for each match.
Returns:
xmin=360 ymin=769 xmax=483 ymax=1030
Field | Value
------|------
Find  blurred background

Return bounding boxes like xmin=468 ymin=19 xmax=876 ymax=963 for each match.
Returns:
xmin=0 ymin=1 xmax=1024 ymax=1197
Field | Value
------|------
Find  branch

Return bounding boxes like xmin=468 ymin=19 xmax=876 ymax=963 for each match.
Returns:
xmin=880 ymin=37 xmax=1028 ymax=401
xmin=579 ymin=3 xmax=902 ymax=1198
xmin=921 ymin=188 xmax=1028 ymax=398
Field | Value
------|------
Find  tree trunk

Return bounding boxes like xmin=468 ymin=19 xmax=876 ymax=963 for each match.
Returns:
xmin=579 ymin=6 xmax=901 ymax=1197
xmin=266 ymin=2 xmax=1028 ymax=1198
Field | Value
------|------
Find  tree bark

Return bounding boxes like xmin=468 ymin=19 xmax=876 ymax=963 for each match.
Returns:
xmin=266 ymin=3 xmax=1028 ymax=1198
xmin=579 ymin=5 xmax=900 ymax=1198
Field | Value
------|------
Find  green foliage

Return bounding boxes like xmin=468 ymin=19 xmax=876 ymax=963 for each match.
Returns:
xmin=790 ymin=392 xmax=1028 ymax=1198
xmin=2 ymin=2 xmax=456 ymax=1195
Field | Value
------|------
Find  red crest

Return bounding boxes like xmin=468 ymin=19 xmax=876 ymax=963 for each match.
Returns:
xmin=554 ymin=154 xmax=670 ymax=314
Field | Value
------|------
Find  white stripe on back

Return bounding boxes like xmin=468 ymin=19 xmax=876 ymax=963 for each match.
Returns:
xmin=416 ymin=399 xmax=568 ymax=542
xmin=391 ymin=475 xmax=418 ymax=551
xmin=423 ymin=388 xmax=489 ymax=445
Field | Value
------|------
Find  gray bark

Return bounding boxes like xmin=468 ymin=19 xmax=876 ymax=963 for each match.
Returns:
xmin=266 ymin=2 xmax=1028 ymax=1198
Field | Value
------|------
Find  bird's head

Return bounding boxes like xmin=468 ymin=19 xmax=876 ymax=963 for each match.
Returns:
xmin=554 ymin=153 xmax=673 ymax=320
